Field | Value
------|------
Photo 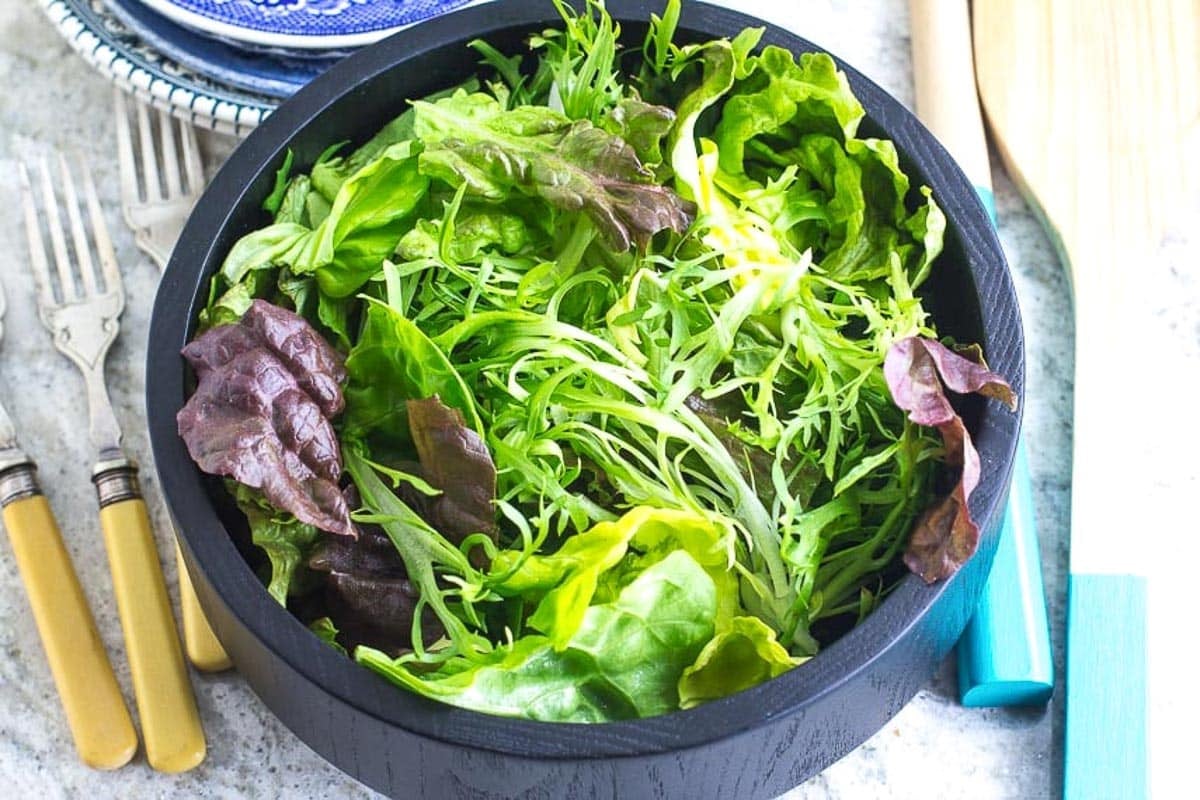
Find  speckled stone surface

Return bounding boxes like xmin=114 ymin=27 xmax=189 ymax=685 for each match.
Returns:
xmin=0 ymin=0 xmax=1193 ymax=797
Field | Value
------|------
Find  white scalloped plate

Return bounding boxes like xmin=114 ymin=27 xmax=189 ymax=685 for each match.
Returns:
xmin=39 ymin=0 xmax=276 ymax=137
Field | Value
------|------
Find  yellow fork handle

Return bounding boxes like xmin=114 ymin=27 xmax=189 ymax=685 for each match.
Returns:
xmin=174 ymin=537 xmax=232 ymax=672
xmin=3 ymin=492 xmax=138 ymax=769
xmin=99 ymin=496 xmax=206 ymax=773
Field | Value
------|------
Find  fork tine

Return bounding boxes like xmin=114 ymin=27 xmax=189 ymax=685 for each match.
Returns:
xmin=114 ymin=88 xmax=139 ymax=205
xmin=79 ymin=156 xmax=122 ymax=294
xmin=158 ymin=110 xmax=182 ymax=198
xmin=180 ymin=118 xmax=203 ymax=195
xmin=136 ymin=100 xmax=162 ymax=201
xmin=58 ymin=153 xmax=99 ymax=297
xmin=19 ymin=162 xmax=59 ymax=309
xmin=37 ymin=156 xmax=77 ymax=303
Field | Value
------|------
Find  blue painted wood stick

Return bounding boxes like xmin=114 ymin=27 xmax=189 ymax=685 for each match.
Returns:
xmin=1064 ymin=574 xmax=1147 ymax=797
xmin=958 ymin=417 xmax=1053 ymax=706
xmin=908 ymin=0 xmax=1053 ymax=707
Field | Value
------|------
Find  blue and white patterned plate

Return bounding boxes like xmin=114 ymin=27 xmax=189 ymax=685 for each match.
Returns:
xmin=39 ymin=0 xmax=275 ymax=136
xmin=103 ymin=0 xmax=338 ymax=98
xmin=139 ymin=0 xmax=474 ymax=51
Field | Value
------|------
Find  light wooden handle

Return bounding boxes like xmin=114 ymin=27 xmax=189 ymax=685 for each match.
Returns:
xmin=174 ymin=538 xmax=232 ymax=672
xmin=3 ymin=493 xmax=138 ymax=769
xmin=909 ymin=0 xmax=1054 ymax=708
xmin=99 ymin=497 xmax=206 ymax=773
xmin=908 ymin=0 xmax=993 ymax=191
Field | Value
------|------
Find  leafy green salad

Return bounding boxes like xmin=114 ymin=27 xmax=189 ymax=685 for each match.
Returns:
xmin=177 ymin=0 xmax=1014 ymax=721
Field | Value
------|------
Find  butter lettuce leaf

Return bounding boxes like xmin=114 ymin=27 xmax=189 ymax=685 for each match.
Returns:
xmin=714 ymin=46 xmax=864 ymax=181
xmin=357 ymin=550 xmax=716 ymax=721
xmin=214 ymin=143 xmax=430 ymax=302
xmin=342 ymin=298 xmax=483 ymax=445
xmin=490 ymin=507 xmax=735 ymax=648
xmin=678 ymin=615 xmax=802 ymax=709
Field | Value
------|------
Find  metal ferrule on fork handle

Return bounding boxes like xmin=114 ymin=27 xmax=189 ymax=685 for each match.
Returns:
xmin=0 ymin=460 xmax=40 ymax=507
xmin=92 ymin=457 xmax=142 ymax=508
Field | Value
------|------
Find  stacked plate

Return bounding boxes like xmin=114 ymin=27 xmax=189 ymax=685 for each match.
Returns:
xmin=39 ymin=0 xmax=475 ymax=136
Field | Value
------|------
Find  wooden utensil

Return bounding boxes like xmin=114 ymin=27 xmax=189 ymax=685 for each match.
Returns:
xmin=974 ymin=1 xmax=1198 ymax=796
xmin=908 ymin=0 xmax=1053 ymax=708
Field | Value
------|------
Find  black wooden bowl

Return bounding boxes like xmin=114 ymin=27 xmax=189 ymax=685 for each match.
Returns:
xmin=147 ymin=1 xmax=1024 ymax=796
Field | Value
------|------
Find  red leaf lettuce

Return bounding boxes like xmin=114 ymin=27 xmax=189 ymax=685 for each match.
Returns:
xmin=178 ymin=299 xmax=354 ymax=536
xmin=884 ymin=337 xmax=1017 ymax=582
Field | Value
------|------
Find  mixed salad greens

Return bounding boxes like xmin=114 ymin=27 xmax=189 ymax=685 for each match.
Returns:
xmin=178 ymin=0 xmax=1015 ymax=722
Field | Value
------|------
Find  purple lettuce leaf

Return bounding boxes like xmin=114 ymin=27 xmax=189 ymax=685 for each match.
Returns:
xmin=308 ymin=517 xmax=445 ymax=653
xmin=884 ymin=336 xmax=1017 ymax=583
xmin=406 ymin=396 xmax=498 ymax=546
xmin=240 ymin=299 xmax=348 ymax=415
xmin=179 ymin=299 xmax=353 ymax=536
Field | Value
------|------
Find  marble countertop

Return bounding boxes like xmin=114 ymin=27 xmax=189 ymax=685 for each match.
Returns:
xmin=1 ymin=0 xmax=1194 ymax=797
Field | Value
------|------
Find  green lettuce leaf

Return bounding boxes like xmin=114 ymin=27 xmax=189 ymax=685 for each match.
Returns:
xmin=298 ymin=142 xmax=430 ymax=297
xmin=217 ymin=223 xmax=310 ymax=290
xmin=357 ymin=550 xmax=716 ymax=721
xmin=666 ymin=39 xmax=738 ymax=201
xmin=201 ymin=262 xmax=279 ymax=329
xmin=275 ymin=174 xmax=311 ymax=226
xmin=708 ymin=49 xmax=945 ymax=285
xmin=677 ymin=615 xmax=801 ymax=709
xmin=713 ymin=47 xmax=864 ymax=183
xmin=414 ymin=92 xmax=693 ymax=251
xmin=229 ymin=482 xmax=321 ymax=606
xmin=215 ymin=142 xmax=429 ymax=301
xmin=490 ymin=507 xmax=738 ymax=648
xmin=342 ymin=298 xmax=483 ymax=444
xmin=488 ymin=511 xmax=635 ymax=646
xmin=396 ymin=203 xmax=533 ymax=264
xmin=600 ymin=98 xmax=675 ymax=170
xmin=307 ymin=76 xmax=481 ymax=201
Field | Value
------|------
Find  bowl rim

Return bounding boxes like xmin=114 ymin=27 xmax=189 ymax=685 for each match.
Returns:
xmin=148 ymin=0 xmax=1024 ymax=760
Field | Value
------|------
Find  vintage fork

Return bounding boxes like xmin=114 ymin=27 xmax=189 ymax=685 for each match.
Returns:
xmin=19 ymin=153 xmax=205 ymax=774
xmin=114 ymin=89 xmax=231 ymax=672
xmin=114 ymin=89 xmax=204 ymax=270
xmin=0 ymin=274 xmax=136 ymax=769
